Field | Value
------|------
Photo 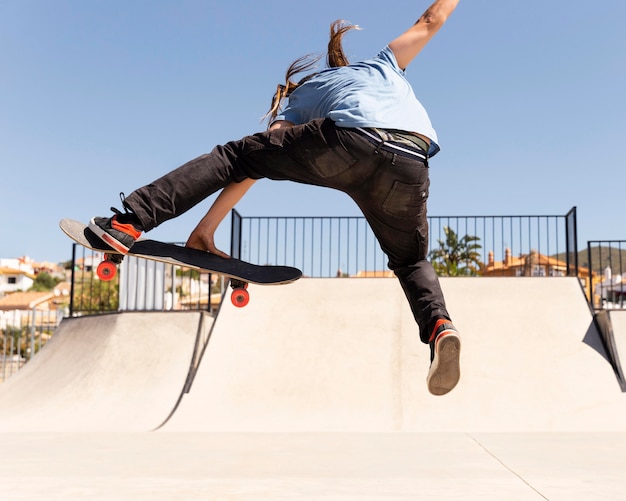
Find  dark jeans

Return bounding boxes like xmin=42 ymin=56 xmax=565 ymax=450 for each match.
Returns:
xmin=124 ymin=118 xmax=451 ymax=343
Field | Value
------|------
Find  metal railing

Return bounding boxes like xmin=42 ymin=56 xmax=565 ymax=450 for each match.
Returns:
xmin=63 ymin=207 xmax=580 ymax=317
xmin=0 ymin=309 xmax=63 ymax=382
xmin=587 ymin=240 xmax=626 ymax=311
xmin=230 ymin=207 xmax=579 ymax=278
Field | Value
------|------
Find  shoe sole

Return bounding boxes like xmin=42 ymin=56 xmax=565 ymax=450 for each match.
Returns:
xmin=88 ymin=218 xmax=131 ymax=254
xmin=427 ymin=332 xmax=461 ymax=396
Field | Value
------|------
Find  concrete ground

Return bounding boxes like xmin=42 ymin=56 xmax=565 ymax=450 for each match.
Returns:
xmin=1 ymin=432 xmax=625 ymax=500
xmin=1 ymin=278 xmax=625 ymax=500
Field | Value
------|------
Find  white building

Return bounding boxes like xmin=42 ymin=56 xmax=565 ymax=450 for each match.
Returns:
xmin=0 ymin=257 xmax=36 ymax=296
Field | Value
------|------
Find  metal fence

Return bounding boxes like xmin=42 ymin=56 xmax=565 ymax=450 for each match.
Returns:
xmin=587 ymin=240 xmax=626 ymax=311
xmin=62 ymin=207 xmax=580 ymax=317
xmin=0 ymin=309 xmax=63 ymax=382
xmin=231 ymin=207 xmax=579 ymax=278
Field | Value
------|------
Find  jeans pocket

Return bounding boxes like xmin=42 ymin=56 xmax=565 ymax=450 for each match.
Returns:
xmin=289 ymin=141 xmax=357 ymax=179
xmin=382 ymin=180 xmax=429 ymax=219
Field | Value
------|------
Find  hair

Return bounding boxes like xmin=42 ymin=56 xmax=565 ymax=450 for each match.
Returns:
xmin=264 ymin=20 xmax=361 ymax=125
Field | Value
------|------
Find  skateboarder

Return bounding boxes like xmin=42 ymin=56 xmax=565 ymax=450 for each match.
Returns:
xmin=90 ymin=0 xmax=462 ymax=396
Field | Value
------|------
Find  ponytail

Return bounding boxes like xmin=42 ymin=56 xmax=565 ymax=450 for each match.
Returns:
xmin=264 ymin=20 xmax=360 ymax=125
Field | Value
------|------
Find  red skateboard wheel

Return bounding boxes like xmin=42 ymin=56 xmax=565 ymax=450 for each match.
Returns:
xmin=97 ymin=260 xmax=117 ymax=281
xmin=231 ymin=288 xmax=250 ymax=308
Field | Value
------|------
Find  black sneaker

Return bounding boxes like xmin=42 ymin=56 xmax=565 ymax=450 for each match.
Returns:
xmin=89 ymin=208 xmax=142 ymax=254
xmin=426 ymin=319 xmax=461 ymax=396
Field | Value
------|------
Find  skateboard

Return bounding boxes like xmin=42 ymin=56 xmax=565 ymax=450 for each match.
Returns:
xmin=60 ymin=219 xmax=302 ymax=307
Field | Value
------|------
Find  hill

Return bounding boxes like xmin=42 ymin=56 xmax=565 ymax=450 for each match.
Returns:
xmin=555 ymin=246 xmax=626 ymax=275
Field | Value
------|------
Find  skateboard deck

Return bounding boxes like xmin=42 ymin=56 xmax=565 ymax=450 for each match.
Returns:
xmin=60 ymin=218 xmax=302 ymax=307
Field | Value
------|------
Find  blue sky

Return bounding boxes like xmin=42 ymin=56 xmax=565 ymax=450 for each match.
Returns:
xmin=1 ymin=0 xmax=625 ymax=264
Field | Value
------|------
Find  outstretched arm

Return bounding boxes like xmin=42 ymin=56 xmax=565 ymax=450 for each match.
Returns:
xmin=388 ymin=0 xmax=459 ymax=70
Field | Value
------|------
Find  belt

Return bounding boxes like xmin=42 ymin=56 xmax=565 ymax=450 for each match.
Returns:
xmin=355 ymin=127 xmax=429 ymax=160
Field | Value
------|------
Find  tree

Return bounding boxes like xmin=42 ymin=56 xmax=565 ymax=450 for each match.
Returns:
xmin=429 ymin=226 xmax=483 ymax=276
xmin=29 ymin=272 xmax=60 ymax=292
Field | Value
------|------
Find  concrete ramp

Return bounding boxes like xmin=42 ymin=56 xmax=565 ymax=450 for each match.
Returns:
xmin=0 ymin=311 xmax=208 ymax=432
xmin=162 ymin=278 xmax=417 ymax=432
xmin=162 ymin=277 xmax=626 ymax=432
xmin=1 ymin=278 xmax=624 ymax=433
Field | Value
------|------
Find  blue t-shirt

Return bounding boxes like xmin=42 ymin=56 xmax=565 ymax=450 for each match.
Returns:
xmin=275 ymin=45 xmax=440 ymax=156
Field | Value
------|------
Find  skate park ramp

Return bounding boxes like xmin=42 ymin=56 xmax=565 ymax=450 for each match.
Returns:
xmin=161 ymin=277 xmax=626 ymax=432
xmin=0 ymin=311 xmax=210 ymax=432
xmin=1 ymin=277 xmax=625 ymax=433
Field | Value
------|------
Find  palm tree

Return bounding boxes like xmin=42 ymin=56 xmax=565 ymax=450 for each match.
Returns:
xmin=429 ymin=226 xmax=483 ymax=276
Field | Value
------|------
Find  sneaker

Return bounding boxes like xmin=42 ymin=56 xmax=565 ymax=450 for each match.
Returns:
xmin=89 ymin=208 xmax=142 ymax=254
xmin=426 ymin=319 xmax=461 ymax=396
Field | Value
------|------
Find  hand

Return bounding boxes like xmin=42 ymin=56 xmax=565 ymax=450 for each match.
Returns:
xmin=186 ymin=220 xmax=230 ymax=259
xmin=185 ymin=178 xmax=257 ymax=259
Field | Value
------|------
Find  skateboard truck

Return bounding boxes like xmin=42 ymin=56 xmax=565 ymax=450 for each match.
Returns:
xmin=97 ymin=253 xmax=124 ymax=281
xmin=230 ymin=279 xmax=249 ymax=308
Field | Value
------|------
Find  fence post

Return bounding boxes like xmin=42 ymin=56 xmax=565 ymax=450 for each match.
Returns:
xmin=565 ymin=206 xmax=578 ymax=277
xmin=69 ymin=243 xmax=77 ymax=316
xmin=230 ymin=209 xmax=243 ymax=260
xmin=587 ymin=241 xmax=596 ymax=311
xmin=30 ymin=307 xmax=36 ymax=361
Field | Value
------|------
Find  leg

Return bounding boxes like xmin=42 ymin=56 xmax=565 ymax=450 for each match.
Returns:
xmin=334 ymin=128 xmax=451 ymax=343
xmin=123 ymin=118 xmax=356 ymax=231
xmin=334 ymin=129 xmax=460 ymax=394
